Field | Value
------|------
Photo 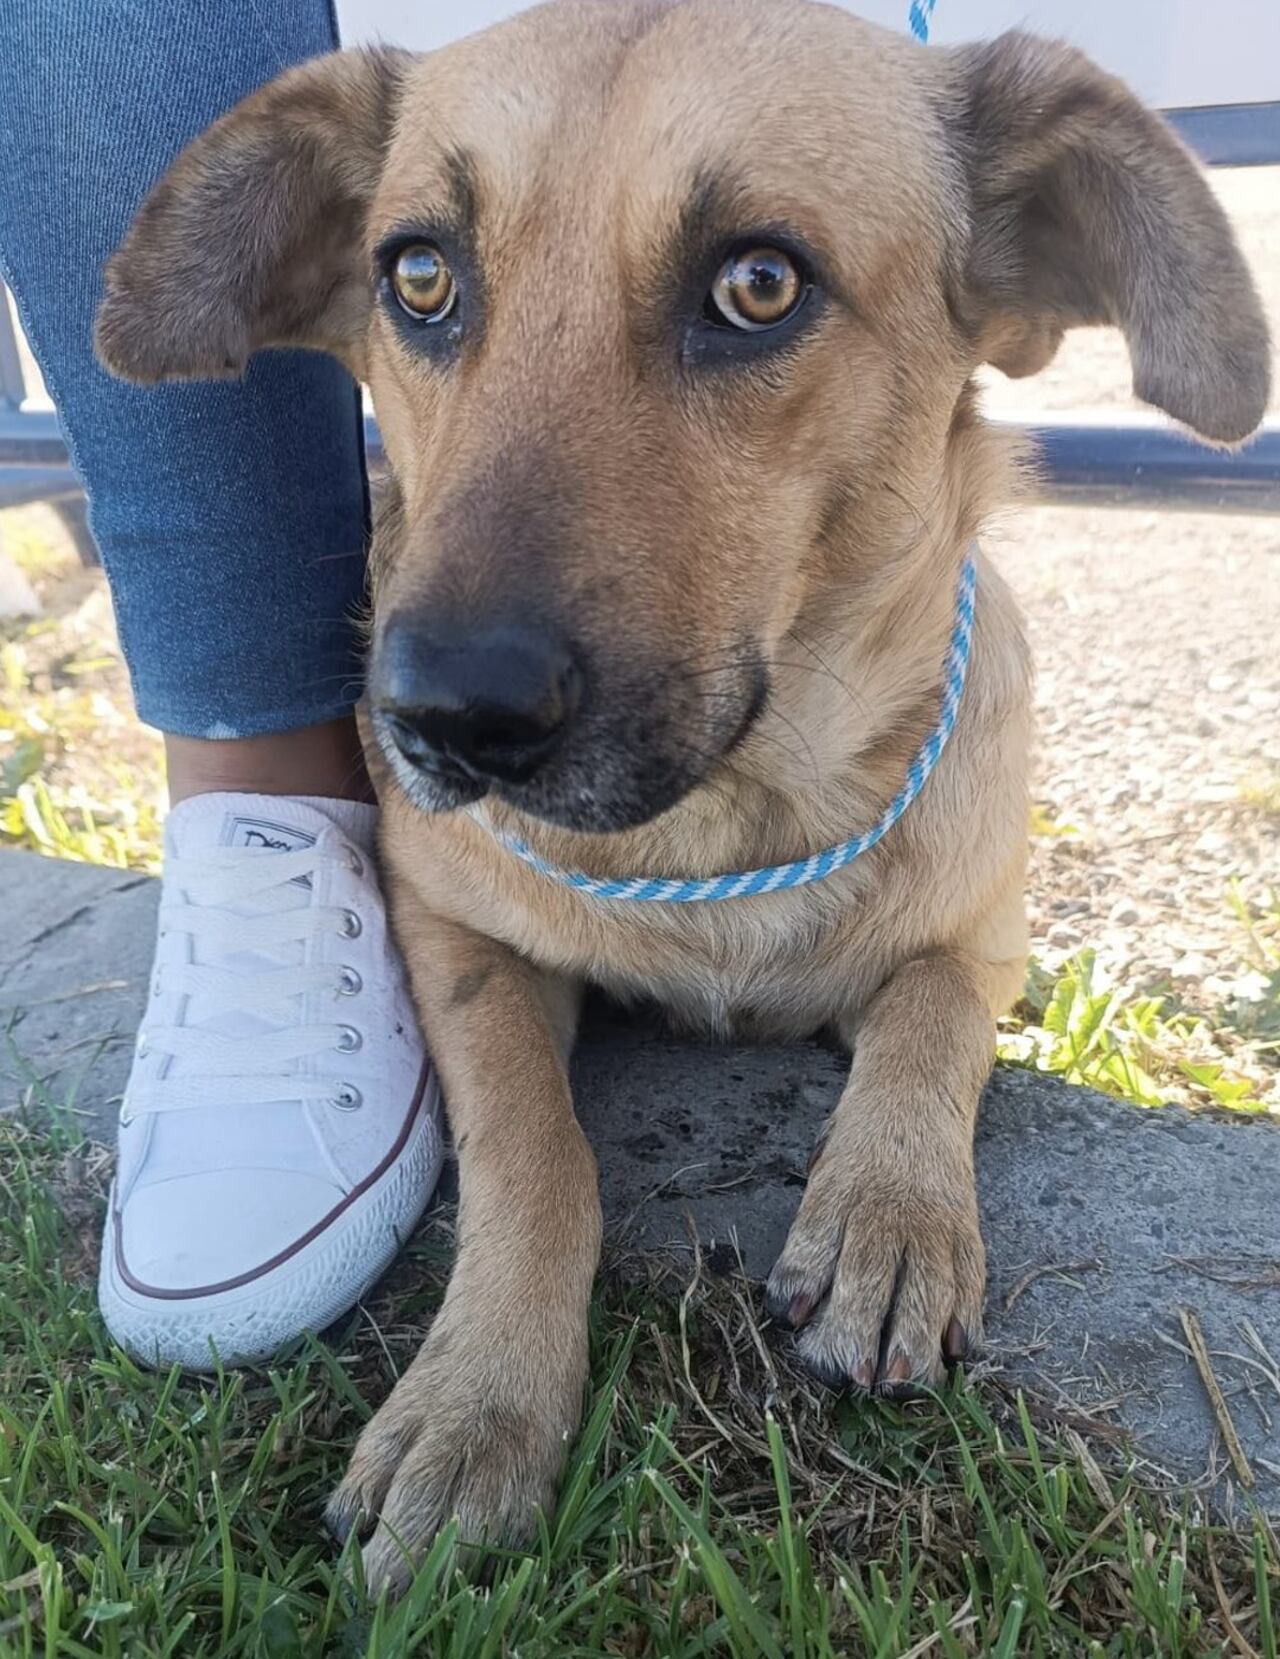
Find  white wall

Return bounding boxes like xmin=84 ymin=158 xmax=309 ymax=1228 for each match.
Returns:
xmin=334 ymin=0 xmax=1279 ymax=110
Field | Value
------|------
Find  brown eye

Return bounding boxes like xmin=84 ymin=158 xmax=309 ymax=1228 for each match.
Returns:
xmin=390 ymin=243 xmax=456 ymax=321
xmin=709 ymin=246 xmax=805 ymax=331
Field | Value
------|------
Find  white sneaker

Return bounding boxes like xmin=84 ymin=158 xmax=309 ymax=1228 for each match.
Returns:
xmin=98 ymin=792 xmax=444 ymax=1370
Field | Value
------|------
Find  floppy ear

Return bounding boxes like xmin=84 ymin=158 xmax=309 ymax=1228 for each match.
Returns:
xmin=944 ymin=32 xmax=1271 ymax=444
xmin=95 ymin=48 xmax=407 ymax=385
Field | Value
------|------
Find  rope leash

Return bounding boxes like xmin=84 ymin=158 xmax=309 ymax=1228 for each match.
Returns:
xmin=907 ymin=0 xmax=937 ymax=43
xmin=487 ymin=552 xmax=977 ymax=903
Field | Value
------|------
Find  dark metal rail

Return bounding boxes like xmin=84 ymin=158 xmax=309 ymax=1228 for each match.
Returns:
xmin=999 ymin=417 xmax=1280 ymax=515
xmin=7 ymin=407 xmax=1277 ymax=520
xmin=1167 ymin=100 xmax=1280 ymax=168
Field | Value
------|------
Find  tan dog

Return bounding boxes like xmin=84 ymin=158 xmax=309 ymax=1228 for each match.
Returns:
xmin=97 ymin=0 xmax=1269 ymax=1593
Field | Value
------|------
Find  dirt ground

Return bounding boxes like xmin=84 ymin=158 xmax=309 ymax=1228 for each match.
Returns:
xmin=999 ymin=504 xmax=1277 ymax=1003
xmin=2 ymin=169 xmax=1277 ymax=1103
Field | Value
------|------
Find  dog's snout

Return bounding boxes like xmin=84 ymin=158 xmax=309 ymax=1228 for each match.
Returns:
xmin=375 ymin=616 xmax=581 ymax=787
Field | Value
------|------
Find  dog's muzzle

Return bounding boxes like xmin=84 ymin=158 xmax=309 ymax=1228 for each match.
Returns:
xmin=371 ymin=614 xmax=582 ymax=791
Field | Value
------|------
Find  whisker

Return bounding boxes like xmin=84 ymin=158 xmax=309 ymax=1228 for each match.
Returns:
xmin=783 ymin=633 xmax=869 ymax=721
xmin=879 ymin=477 xmax=934 ymax=543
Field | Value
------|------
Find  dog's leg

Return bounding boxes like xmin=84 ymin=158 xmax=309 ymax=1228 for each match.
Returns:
xmin=325 ymin=904 xmax=596 ymax=1594
xmin=766 ymin=948 xmax=1013 ymax=1393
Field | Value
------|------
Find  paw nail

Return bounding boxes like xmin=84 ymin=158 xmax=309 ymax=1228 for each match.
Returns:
xmin=885 ymin=1351 xmax=911 ymax=1384
xmin=851 ymin=1359 xmax=875 ymax=1388
xmin=787 ymin=1292 xmax=817 ymax=1327
xmin=944 ymin=1318 xmax=968 ymax=1361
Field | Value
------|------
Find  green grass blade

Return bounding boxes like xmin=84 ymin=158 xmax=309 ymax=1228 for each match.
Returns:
xmin=649 ymin=1469 xmax=785 ymax=1659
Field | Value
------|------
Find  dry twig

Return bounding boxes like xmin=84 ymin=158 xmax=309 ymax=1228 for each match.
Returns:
xmin=1179 ymin=1307 xmax=1254 ymax=1490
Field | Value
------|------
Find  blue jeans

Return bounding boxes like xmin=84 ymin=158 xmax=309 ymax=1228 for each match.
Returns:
xmin=0 ymin=0 xmax=368 ymax=738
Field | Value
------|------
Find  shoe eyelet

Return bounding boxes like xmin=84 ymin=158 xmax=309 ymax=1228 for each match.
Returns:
xmin=340 ymin=909 xmax=362 ymax=939
xmin=337 ymin=966 xmax=362 ymax=996
xmin=335 ymin=1024 xmax=363 ymax=1053
xmin=333 ymin=1084 xmax=362 ymax=1111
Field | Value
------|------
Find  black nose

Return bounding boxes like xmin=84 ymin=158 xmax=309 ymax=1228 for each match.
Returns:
xmin=374 ymin=616 xmax=582 ymax=786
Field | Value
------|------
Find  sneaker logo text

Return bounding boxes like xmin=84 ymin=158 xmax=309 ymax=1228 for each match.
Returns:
xmin=241 ymin=829 xmax=294 ymax=851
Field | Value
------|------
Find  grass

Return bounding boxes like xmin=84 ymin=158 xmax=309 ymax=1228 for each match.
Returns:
xmin=2 ymin=1112 xmax=1278 ymax=1658
xmin=0 ymin=632 xmax=162 ymax=874
xmin=0 ymin=509 xmax=163 ymax=873
xmin=998 ymin=864 xmax=1279 ymax=1115
xmin=998 ymin=939 xmax=1279 ymax=1115
xmin=1238 ymin=769 xmax=1280 ymax=823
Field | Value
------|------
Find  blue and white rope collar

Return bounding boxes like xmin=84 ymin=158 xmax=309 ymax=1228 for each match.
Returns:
xmin=482 ymin=551 xmax=977 ymax=904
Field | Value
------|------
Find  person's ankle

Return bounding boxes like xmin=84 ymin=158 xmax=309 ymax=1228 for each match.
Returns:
xmin=165 ymin=717 xmax=374 ymax=806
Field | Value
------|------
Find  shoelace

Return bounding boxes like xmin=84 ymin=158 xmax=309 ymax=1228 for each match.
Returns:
xmin=124 ymin=846 xmax=365 ymax=1119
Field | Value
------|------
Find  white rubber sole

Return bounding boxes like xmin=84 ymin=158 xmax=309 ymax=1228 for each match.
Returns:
xmin=98 ymin=1076 xmax=444 ymax=1371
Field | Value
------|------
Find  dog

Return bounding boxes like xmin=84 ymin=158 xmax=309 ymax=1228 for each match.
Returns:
xmin=96 ymin=0 xmax=1269 ymax=1594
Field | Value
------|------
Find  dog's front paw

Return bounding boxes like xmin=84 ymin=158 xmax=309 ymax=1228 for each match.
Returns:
xmin=325 ymin=1314 xmax=585 ymax=1595
xmin=765 ymin=1148 xmax=985 ymax=1395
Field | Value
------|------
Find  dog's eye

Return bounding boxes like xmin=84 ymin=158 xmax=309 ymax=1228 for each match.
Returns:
xmin=390 ymin=243 xmax=457 ymax=322
xmin=708 ymin=246 xmax=805 ymax=331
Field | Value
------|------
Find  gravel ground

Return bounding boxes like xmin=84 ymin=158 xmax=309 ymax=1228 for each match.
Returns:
xmin=995 ymin=504 xmax=1278 ymax=1000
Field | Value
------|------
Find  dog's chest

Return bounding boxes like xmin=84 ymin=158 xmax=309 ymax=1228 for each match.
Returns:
xmin=559 ymin=884 xmax=887 ymax=1042
xmin=409 ymin=813 xmax=918 ymax=1040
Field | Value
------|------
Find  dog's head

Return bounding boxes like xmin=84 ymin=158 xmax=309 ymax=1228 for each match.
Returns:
xmin=98 ymin=0 xmax=1270 ymax=832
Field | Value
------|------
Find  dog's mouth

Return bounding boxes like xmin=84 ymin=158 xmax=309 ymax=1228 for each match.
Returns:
xmin=370 ymin=648 xmax=769 ymax=835
xmin=372 ymin=716 xmax=490 ymax=807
